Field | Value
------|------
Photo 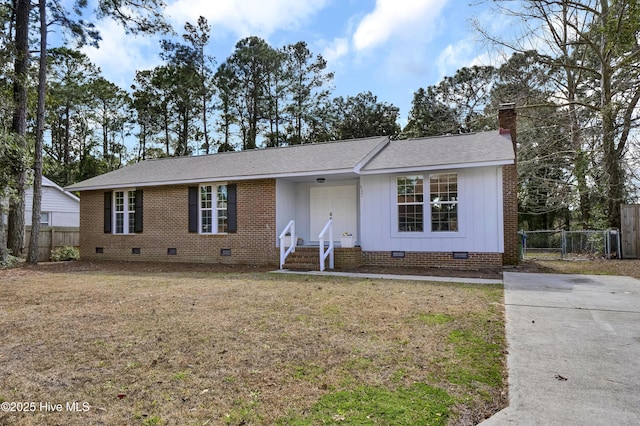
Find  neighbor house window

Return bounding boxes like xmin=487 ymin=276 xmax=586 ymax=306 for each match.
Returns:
xmin=114 ymin=190 xmax=136 ymax=234
xmin=40 ymin=212 xmax=50 ymax=226
xmin=397 ymin=175 xmax=424 ymax=232
xmin=199 ymin=184 xmax=227 ymax=234
xmin=430 ymin=173 xmax=458 ymax=232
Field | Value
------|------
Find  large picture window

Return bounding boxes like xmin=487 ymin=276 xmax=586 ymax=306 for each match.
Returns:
xmin=430 ymin=173 xmax=458 ymax=232
xmin=200 ymin=184 xmax=228 ymax=234
xmin=397 ymin=175 xmax=424 ymax=232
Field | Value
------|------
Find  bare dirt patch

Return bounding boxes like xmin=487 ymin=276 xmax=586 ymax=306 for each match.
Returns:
xmin=0 ymin=261 xmax=505 ymax=425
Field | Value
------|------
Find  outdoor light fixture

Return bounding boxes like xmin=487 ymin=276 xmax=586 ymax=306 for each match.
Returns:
xmin=316 ymin=177 xmax=326 ymax=183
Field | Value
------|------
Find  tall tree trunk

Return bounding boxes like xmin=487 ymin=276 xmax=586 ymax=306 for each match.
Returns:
xmin=274 ymin=96 xmax=280 ymax=146
xmin=27 ymin=0 xmax=47 ymax=264
xmin=7 ymin=0 xmax=31 ymax=257
xmin=103 ymin=101 xmax=109 ymax=159
xmin=138 ymin=123 xmax=146 ymax=161
xmin=599 ymin=2 xmax=624 ymax=230
xmin=249 ymin=95 xmax=258 ymax=150
xmin=180 ymin=108 xmax=189 ymax=155
xmin=568 ymin=100 xmax=590 ymax=229
xmin=202 ymin=77 xmax=209 ymax=154
xmin=64 ymin=103 xmax=71 ymax=183
xmin=164 ymin=108 xmax=170 ymax=156
xmin=0 ymin=198 xmax=7 ymax=263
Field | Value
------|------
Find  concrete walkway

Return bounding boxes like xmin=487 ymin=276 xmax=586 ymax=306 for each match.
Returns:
xmin=481 ymin=272 xmax=640 ymax=425
xmin=271 ymin=269 xmax=502 ymax=285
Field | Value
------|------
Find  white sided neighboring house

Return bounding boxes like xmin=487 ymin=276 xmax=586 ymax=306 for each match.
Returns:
xmin=22 ymin=176 xmax=80 ymax=227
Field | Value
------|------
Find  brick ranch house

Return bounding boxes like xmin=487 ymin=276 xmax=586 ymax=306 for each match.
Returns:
xmin=66 ymin=104 xmax=518 ymax=270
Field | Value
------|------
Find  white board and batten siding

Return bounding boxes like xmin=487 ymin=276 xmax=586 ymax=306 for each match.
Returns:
xmin=276 ymin=179 xmax=359 ymax=245
xmin=23 ymin=176 xmax=80 ymax=227
xmin=359 ymin=166 xmax=504 ymax=253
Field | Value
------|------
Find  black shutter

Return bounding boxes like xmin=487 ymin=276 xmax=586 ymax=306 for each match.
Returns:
xmin=188 ymin=186 xmax=198 ymax=233
xmin=227 ymin=184 xmax=237 ymax=233
xmin=104 ymin=191 xmax=112 ymax=233
xmin=134 ymin=190 xmax=143 ymax=233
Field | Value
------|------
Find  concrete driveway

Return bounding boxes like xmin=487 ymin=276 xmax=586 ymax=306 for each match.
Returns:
xmin=481 ymin=272 xmax=640 ymax=425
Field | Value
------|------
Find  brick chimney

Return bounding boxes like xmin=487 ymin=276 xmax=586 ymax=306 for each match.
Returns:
xmin=498 ymin=102 xmax=519 ymax=266
xmin=498 ymin=102 xmax=517 ymax=147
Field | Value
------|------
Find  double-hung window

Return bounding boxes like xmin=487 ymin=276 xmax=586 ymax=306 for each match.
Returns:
xmin=429 ymin=173 xmax=458 ymax=232
xmin=114 ymin=190 xmax=137 ymax=234
xmin=103 ymin=190 xmax=142 ymax=234
xmin=397 ymin=175 xmax=424 ymax=232
xmin=199 ymin=184 xmax=228 ymax=234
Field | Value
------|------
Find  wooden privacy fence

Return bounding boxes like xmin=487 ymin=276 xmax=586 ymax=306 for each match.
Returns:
xmin=621 ymin=205 xmax=640 ymax=259
xmin=24 ymin=226 xmax=80 ymax=262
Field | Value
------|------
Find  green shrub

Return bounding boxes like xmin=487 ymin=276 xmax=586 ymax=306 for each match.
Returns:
xmin=50 ymin=246 xmax=80 ymax=262
xmin=0 ymin=253 xmax=20 ymax=268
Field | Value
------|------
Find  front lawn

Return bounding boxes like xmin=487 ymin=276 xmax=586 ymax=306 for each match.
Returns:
xmin=0 ymin=263 xmax=506 ymax=425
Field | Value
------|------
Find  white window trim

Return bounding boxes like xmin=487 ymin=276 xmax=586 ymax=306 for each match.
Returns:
xmin=198 ymin=183 xmax=228 ymax=235
xmin=113 ymin=189 xmax=136 ymax=235
xmin=40 ymin=211 xmax=51 ymax=226
xmin=396 ymin=175 xmax=425 ymax=233
xmin=391 ymin=172 xmax=464 ymax=238
xmin=429 ymin=172 xmax=459 ymax=233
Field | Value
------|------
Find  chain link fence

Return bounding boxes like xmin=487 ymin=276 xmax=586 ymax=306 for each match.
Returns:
xmin=521 ymin=229 xmax=621 ymax=260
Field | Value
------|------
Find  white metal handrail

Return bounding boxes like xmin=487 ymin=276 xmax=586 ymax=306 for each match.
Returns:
xmin=279 ymin=220 xmax=296 ymax=269
xmin=318 ymin=218 xmax=334 ymax=271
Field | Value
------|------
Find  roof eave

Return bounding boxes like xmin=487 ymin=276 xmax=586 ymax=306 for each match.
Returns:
xmin=43 ymin=176 xmax=80 ymax=202
xmin=359 ymin=159 xmax=514 ymax=175
xmin=65 ymin=168 xmax=360 ymax=192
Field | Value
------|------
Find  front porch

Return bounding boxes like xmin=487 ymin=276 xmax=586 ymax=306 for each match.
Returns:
xmin=276 ymin=177 xmax=360 ymax=249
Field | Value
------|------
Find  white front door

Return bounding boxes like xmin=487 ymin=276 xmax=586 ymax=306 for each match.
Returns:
xmin=310 ymin=185 xmax=357 ymax=242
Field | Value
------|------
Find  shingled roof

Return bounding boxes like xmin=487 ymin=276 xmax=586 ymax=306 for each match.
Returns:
xmin=66 ymin=131 xmax=514 ymax=191
xmin=361 ymin=131 xmax=515 ymax=173
xmin=66 ymin=137 xmax=388 ymax=191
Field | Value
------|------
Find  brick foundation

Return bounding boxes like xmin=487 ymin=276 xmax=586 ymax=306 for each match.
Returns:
xmin=363 ymin=251 xmax=503 ymax=269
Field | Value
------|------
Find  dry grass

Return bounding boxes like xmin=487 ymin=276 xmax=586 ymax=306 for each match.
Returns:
xmin=0 ymin=262 xmax=506 ymax=425
xmin=517 ymin=258 xmax=640 ymax=279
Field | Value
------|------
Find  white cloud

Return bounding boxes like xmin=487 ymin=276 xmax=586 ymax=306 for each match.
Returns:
xmin=81 ymin=20 xmax=161 ymax=88
xmin=436 ymin=39 xmax=474 ymax=78
xmin=321 ymin=37 xmax=350 ymax=63
xmin=352 ymin=0 xmax=448 ymax=51
xmin=436 ymin=38 xmax=502 ymax=81
xmin=80 ymin=0 xmax=330 ymax=90
xmin=165 ymin=0 xmax=329 ymax=39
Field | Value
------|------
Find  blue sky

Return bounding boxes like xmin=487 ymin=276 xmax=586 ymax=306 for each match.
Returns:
xmin=81 ymin=0 xmax=505 ymax=127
